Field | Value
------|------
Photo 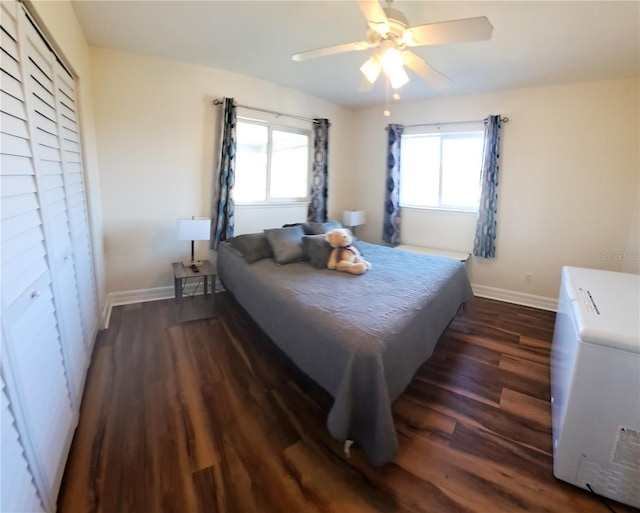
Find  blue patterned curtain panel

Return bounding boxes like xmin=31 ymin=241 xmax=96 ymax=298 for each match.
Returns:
xmin=473 ymin=115 xmax=502 ymax=258
xmin=211 ymin=98 xmax=236 ymax=249
xmin=307 ymin=119 xmax=330 ymax=223
xmin=382 ymin=124 xmax=404 ymax=246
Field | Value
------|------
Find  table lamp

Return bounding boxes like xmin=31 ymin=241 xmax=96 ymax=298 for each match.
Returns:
xmin=342 ymin=210 xmax=366 ymax=237
xmin=177 ymin=217 xmax=211 ymax=268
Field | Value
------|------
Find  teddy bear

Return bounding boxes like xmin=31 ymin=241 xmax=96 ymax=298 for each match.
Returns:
xmin=325 ymin=228 xmax=372 ymax=275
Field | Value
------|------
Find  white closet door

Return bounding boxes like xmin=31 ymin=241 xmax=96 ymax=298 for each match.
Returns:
xmin=19 ymin=15 xmax=87 ymax=407
xmin=54 ymin=61 xmax=98 ymax=348
xmin=1 ymin=1 xmax=76 ymax=509
xmin=0 ymin=374 xmax=45 ymax=513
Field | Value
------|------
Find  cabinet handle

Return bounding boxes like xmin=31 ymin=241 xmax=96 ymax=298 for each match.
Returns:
xmin=30 ymin=290 xmax=41 ymax=298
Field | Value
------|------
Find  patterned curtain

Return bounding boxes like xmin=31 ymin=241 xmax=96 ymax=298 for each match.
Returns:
xmin=473 ymin=115 xmax=502 ymax=258
xmin=307 ymin=119 xmax=330 ymax=223
xmin=382 ymin=124 xmax=404 ymax=246
xmin=211 ymin=98 xmax=236 ymax=249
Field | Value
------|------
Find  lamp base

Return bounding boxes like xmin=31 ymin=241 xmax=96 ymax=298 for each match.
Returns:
xmin=182 ymin=260 xmax=204 ymax=268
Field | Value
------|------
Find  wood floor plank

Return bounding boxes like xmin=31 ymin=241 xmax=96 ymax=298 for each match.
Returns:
xmin=281 ymin=441 xmax=395 ymax=513
xmin=500 ymin=388 xmax=552 ymax=427
xmin=500 ymin=353 xmax=551 ymax=382
xmin=417 ymin=355 xmax=504 ymax=406
xmin=191 ymin=465 xmax=222 ymax=513
xmin=433 ymin=333 xmax=503 ymax=366
xmin=57 ymin=344 xmax=113 ymax=513
xmin=57 ymin=295 xmax=640 ymax=513
xmin=448 ymin=422 xmax=552 ymax=482
xmin=167 ymin=324 xmax=220 ymax=471
xmin=396 ymin=432 xmax=596 ymax=513
xmin=393 ymin=395 xmax=457 ymax=444
xmin=407 ymin=380 xmax=554 ymax=456
xmin=456 ymin=331 xmax=550 ymax=366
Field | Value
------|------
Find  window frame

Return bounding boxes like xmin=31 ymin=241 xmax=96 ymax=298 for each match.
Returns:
xmin=234 ymin=117 xmax=312 ymax=205
xmin=399 ymin=129 xmax=484 ymax=213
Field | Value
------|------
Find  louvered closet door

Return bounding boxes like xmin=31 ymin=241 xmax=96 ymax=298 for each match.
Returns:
xmin=20 ymin=12 xmax=87 ymax=407
xmin=54 ymin=61 xmax=98 ymax=344
xmin=1 ymin=1 xmax=79 ymax=509
xmin=1 ymin=373 xmax=45 ymax=513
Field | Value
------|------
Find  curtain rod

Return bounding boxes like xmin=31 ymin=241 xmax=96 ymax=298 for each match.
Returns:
xmin=212 ymin=99 xmax=317 ymax=124
xmin=394 ymin=116 xmax=509 ymax=130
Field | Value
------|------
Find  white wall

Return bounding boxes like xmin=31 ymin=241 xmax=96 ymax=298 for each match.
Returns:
xmin=622 ymin=196 xmax=640 ymax=274
xmin=89 ymin=48 xmax=355 ymax=294
xmin=26 ymin=0 xmax=106 ymax=312
xmin=353 ymin=78 xmax=639 ymax=300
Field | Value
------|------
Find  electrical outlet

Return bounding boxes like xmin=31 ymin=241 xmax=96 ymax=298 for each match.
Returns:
xmin=525 ymin=273 xmax=533 ymax=284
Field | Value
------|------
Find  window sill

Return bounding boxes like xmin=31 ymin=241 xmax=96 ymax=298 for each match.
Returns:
xmin=401 ymin=205 xmax=478 ymax=215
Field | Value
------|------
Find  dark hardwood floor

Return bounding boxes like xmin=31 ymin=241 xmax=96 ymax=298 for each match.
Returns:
xmin=58 ymin=293 xmax=638 ymax=513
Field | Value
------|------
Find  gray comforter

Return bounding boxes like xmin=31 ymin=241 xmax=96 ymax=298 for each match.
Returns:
xmin=217 ymin=241 xmax=473 ymax=465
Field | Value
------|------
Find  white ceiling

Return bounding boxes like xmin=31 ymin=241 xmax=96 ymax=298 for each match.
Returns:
xmin=71 ymin=1 xmax=639 ymax=109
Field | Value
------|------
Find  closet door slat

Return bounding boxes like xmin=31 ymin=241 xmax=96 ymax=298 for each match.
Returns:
xmin=1 ymin=376 xmax=45 ymax=513
xmin=54 ymin=60 xmax=98 ymax=341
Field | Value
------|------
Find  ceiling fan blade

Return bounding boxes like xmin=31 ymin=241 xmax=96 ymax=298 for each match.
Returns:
xmin=407 ymin=16 xmax=494 ymax=46
xmin=292 ymin=41 xmax=370 ymax=62
xmin=403 ymin=51 xmax=451 ymax=89
xmin=357 ymin=0 xmax=389 ymax=36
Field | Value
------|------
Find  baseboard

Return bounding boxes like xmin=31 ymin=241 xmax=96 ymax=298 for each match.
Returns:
xmin=101 ymin=282 xmax=209 ymax=329
xmin=472 ymin=284 xmax=557 ymax=312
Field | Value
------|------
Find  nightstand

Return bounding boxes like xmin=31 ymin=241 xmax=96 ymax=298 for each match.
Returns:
xmin=172 ymin=260 xmax=217 ymax=322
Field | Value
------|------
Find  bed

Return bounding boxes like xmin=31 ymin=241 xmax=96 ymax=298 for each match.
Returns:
xmin=217 ymin=237 xmax=473 ymax=465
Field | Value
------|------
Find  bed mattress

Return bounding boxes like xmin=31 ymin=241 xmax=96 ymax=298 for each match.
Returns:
xmin=217 ymin=240 xmax=473 ymax=464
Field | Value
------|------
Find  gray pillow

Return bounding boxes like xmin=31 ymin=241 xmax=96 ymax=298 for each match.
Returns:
xmin=227 ymin=233 xmax=273 ymax=263
xmin=302 ymin=234 xmax=333 ymax=269
xmin=264 ymin=225 xmax=306 ymax=265
xmin=302 ymin=220 xmax=342 ymax=235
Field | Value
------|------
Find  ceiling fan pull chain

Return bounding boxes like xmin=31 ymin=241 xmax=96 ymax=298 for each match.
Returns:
xmin=384 ymin=75 xmax=391 ymax=117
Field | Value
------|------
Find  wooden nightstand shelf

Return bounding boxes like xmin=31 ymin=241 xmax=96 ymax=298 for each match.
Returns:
xmin=172 ymin=260 xmax=217 ymax=322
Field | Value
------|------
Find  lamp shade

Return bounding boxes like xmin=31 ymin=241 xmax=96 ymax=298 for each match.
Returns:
xmin=342 ymin=210 xmax=366 ymax=227
xmin=177 ymin=218 xmax=211 ymax=241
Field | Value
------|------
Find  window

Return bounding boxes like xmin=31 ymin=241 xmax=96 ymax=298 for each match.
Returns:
xmin=234 ymin=119 xmax=311 ymax=203
xmin=399 ymin=131 xmax=484 ymax=211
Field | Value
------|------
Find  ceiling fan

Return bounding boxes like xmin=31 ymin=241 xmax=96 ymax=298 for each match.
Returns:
xmin=292 ymin=0 xmax=493 ymax=91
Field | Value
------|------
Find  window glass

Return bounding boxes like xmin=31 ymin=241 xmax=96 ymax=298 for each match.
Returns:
xmin=234 ymin=120 xmax=310 ymax=203
xmin=235 ymin=123 xmax=268 ymax=202
xmin=400 ymin=131 xmax=484 ymax=211
xmin=441 ymin=135 xmax=484 ymax=208
xmin=270 ymin=130 xmax=309 ymax=199
xmin=400 ymin=135 xmax=439 ymax=208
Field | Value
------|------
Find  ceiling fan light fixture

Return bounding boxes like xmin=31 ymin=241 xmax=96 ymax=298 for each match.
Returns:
xmin=388 ymin=66 xmax=409 ymax=89
xmin=381 ymin=47 xmax=409 ymax=89
xmin=360 ymin=56 xmax=382 ymax=84
xmin=380 ymin=46 xmax=402 ymax=70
